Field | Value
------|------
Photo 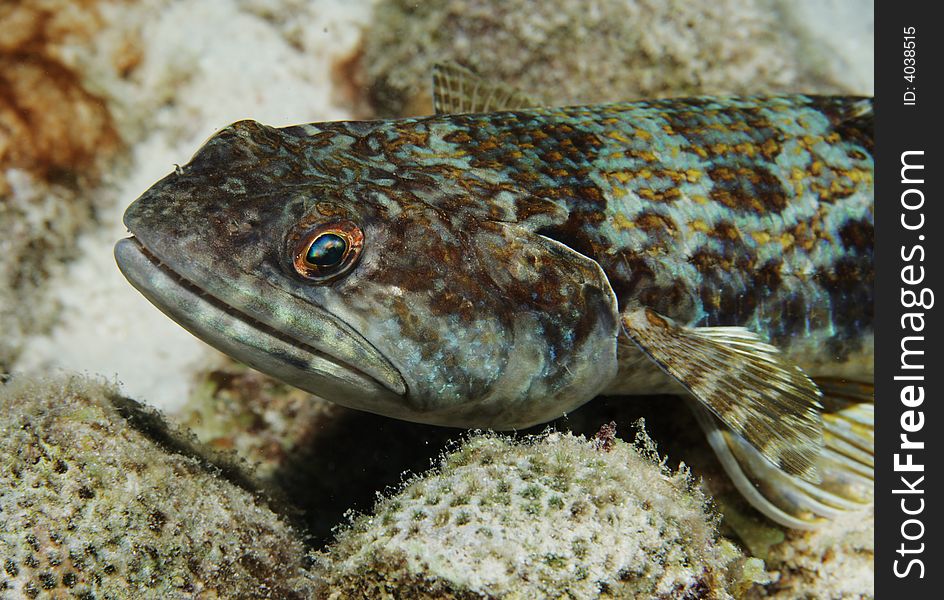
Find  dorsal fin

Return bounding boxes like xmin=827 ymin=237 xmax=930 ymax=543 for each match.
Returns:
xmin=850 ymin=97 xmax=873 ymax=119
xmin=431 ymin=62 xmax=542 ymax=115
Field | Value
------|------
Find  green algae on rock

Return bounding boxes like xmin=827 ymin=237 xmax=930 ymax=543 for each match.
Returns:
xmin=314 ymin=428 xmax=763 ymax=599
xmin=0 ymin=375 xmax=317 ymax=598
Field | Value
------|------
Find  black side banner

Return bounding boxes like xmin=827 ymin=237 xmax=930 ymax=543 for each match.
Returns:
xmin=876 ymin=1 xmax=943 ymax=595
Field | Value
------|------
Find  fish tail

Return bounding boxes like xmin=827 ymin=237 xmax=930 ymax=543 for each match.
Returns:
xmin=690 ymin=378 xmax=873 ymax=530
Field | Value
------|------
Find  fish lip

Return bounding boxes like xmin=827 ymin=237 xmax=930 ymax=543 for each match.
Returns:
xmin=114 ymin=235 xmax=407 ymax=398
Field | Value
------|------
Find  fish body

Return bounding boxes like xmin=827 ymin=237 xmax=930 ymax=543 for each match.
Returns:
xmin=115 ymin=70 xmax=873 ymax=528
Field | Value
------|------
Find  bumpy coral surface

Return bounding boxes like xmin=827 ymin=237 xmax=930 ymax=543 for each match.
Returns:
xmin=0 ymin=375 xmax=317 ymax=598
xmin=315 ymin=429 xmax=759 ymax=599
xmin=361 ymin=0 xmax=836 ymax=117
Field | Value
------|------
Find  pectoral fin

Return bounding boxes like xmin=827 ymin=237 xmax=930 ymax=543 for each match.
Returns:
xmin=691 ymin=379 xmax=873 ymax=529
xmin=620 ymin=308 xmax=825 ymax=483
xmin=431 ymin=62 xmax=542 ymax=115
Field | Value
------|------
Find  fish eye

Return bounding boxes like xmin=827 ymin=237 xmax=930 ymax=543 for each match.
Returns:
xmin=306 ymin=233 xmax=347 ymax=267
xmin=292 ymin=220 xmax=364 ymax=282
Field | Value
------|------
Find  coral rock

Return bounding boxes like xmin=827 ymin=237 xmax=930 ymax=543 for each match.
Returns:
xmin=362 ymin=0 xmax=815 ymax=117
xmin=0 ymin=375 xmax=317 ymax=598
xmin=315 ymin=429 xmax=759 ymax=599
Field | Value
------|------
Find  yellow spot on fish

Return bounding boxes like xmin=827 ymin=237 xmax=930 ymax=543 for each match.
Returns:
xmin=416 ymin=150 xmax=468 ymax=159
xmin=734 ymin=142 xmax=757 ymax=157
xmin=752 ymin=231 xmax=771 ymax=244
xmin=847 ymin=168 xmax=872 ymax=183
xmin=761 ymin=139 xmax=779 ymax=157
xmin=638 ymin=150 xmax=658 ymax=162
xmin=611 ymin=171 xmax=633 ymax=183
xmin=710 ymin=143 xmax=730 ymax=155
xmin=829 ymin=179 xmax=852 ymax=194
xmin=607 ymin=130 xmax=630 ymax=143
xmin=737 ymin=167 xmax=758 ymax=181
xmin=612 ymin=213 xmax=635 ymax=230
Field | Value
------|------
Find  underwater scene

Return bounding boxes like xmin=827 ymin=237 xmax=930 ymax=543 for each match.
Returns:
xmin=1 ymin=0 xmax=873 ymax=597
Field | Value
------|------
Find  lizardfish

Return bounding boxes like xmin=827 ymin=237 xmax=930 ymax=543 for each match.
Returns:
xmin=115 ymin=65 xmax=873 ymax=529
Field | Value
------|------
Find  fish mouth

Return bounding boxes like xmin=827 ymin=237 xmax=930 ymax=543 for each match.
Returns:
xmin=114 ymin=236 xmax=407 ymax=403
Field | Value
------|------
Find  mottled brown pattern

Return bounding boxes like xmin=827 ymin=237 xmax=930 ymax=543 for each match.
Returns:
xmin=634 ymin=211 xmax=679 ymax=236
xmin=838 ymin=218 xmax=873 ymax=252
xmin=689 ymin=249 xmax=726 ymax=274
xmin=708 ymin=221 xmax=741 ymax=241
xmin=752 ymin=259 xmax=784 ymax=295
xmin=817 ymin=255 xmax=873 ymax=360
xmin=606 ymin=249 xmax=656 ymax=306
xmin=707 ymin=165 xmax=788 ymax=212
xmin=637 ymin=281 xmax=696 ymax=321
xmin=513 ymin=196 xmax=566 ymax=223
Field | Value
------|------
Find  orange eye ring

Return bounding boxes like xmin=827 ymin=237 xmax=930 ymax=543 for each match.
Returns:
xmin=292 ymin=220 xmax=364 ymax=282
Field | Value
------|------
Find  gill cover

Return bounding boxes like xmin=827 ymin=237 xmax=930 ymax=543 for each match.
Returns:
xmin=307 ymin=205 xmax=623 ymax=429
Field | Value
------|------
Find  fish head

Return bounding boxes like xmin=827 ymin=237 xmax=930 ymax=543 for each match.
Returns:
xmin=115 ymin=119 xmax=620 ymax=428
